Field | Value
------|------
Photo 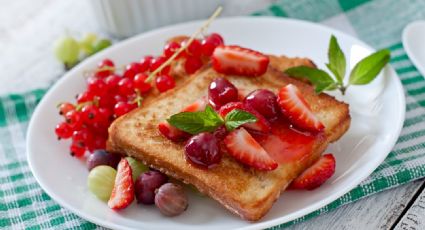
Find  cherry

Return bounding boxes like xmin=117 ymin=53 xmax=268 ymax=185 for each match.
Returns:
xmin=155 ymin=74 xmax=175 ymax=93
xmin=134 ymin=73 xmax=152 ymax=93
xmin=208 ymin=77 xmax=238 ymax=109
xmin=244 ymin=89 xmax=280 ymax=120
xmin=96 ymin=59 xmax=114 ymax=78
xmin=182 ymin=39 xmax=202 ymax=57
xmin=150 ymin=56 xmax=170 ymax=75
xmin=184 ymin=56 xmax=203 ymax=74
xmin=55 ymin=122 xmax=73 ymax=139
xmin=184 ymin=132 xmax=222 ymax=169
xmin=64 ymin=110 xmax=83 ymax=129
xmin=201 ymin=33 xmax=224 ymax=56
xmin=163 ymin=42 xmax=181 ymax=59
xmin=58 ymin=102 xmax=75 ymax=116
xmin=118 ymin=77 xmax=135 ymax=96
xmin=114 ymin=101 xmax=135 ymax=117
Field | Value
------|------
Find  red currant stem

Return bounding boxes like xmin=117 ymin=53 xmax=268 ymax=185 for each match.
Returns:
xmin=75 ymin=97 xmax=99 ymax=111
xmin=145 ymin=6 xmax=223 ymax=83
xmin=132 ymin=89 xmax=144 ymax=107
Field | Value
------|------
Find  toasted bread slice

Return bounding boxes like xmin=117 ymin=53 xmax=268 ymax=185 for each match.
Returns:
xmin=107 ymin=58 xmax=350 ymax=221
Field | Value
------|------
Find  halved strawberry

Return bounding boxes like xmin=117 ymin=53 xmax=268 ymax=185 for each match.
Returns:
xmin=158 ymin=122 xmax=189 ymax=142
xmin=212 ymin=45 xmax=269 ymax=77
xmin=224 ymin=127 xmax=278 ymax=171
xmin=219 ymin=102 xmax=271 ymax=133
xmin=289 ymin=154 xmax=336 ymax=190
xmin=108 ymin=158 xmax=134 ymax=209
xmin=182 ymin=96 xmax=208 ymax=112
xmin=277 ymin=84 xmax=325 ymax=132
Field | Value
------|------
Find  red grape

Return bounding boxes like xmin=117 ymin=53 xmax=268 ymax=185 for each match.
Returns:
xmin=184 ymin=132 xmax=222 ymax=169
xmin=135 ymin=171 xmax=168 ymax=204
xmin=87 ymin=149 xmax=121 ymax=171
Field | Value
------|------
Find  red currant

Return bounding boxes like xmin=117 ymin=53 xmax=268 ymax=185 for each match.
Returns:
xmin=155 ymin=74 xmax=175 ymax=93
xmin=118 ymin=77 xmax=135 ymax=96
xmin=98 ymin=107 xmax=113 ymax=123
xmin=184 ymin=56 xmax=203 ymax=74
xmin=96 ymin=59 xmax=115 ymax=78
xmin=113 ymin=94 xmax=126 ymax=104
xmin=163 ymin=42 xmax=181 ymax=59
xmin=72 ymin=128 xmax=92 ymax=148
xmin=140 ymin=56 xmax=153 ymax=71
xmin=201 ymin=33 xmax=224 ymax=56
xmin=134 ymin=73 xmax=152 ymax=93
xmin=90 ymin=136 xmax=107 ymax=152
xmin=114 ymin=101 xmax=134 ymax=117
xmin=76 ymin=91 xmax=95 ymax=103
xmin=150 ymin=56 xmax=170 ymax=75
xmin=58 ymin=102 xmax=75 ymax=116
xmin=81 ymin=104 xmax=100 ymax=123
xmin=104 ymin=74 xmax=121 ymax=93
xmin=70 ymin=143 xmax=86 ymax=157
xmin=182 ymin=39 xmax=202 ymax=57
xmin=65 ymin=110 xmax=83 ymax=129
xmin=87 ymin=76 xmax=107 ymax=96
xmin=124 ymin=62 xmax=145 ymax=79
xmin=55 ymin=122 xmax=73 ymax=139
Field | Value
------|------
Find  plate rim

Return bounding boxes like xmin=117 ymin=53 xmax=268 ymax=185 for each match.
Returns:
xmin=26 ymin=16 xmax=406 ymax=230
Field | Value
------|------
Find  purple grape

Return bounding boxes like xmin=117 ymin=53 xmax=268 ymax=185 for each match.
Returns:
xmin=155 ymin=183 xmax=188 ymax=216
xmin=135 ymin=171 xmax=168 ymax=204
xmin=208 ymin=78 xmax=238 ymax=109
xmin=87 ymin=149 xmax=121 ymax=171
xmin=185 ymin=132 xmax=222 ymax=169
xmin=244 ymin=89 xmax=279 ymax=119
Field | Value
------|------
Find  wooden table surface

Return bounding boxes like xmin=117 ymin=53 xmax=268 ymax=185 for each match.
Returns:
xmin=2 ymin=1 xmax=425 ymax=229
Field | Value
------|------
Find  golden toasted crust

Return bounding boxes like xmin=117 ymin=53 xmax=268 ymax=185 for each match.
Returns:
xmin=107 ymin=56 xmax=350 ymax=221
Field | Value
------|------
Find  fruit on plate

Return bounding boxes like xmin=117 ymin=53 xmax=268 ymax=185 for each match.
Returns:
xmin=277 ymin=84 xmax=325 ymax=132
xmin=244 ymin=89 xmax=280 ymax=119
xmin=126 ymin=156 xmax=149 ymax=181
xmin=155 ymin=183 xmax=188 ymax=217
xmin=87 ymin=149 xmax=121 ymax=171
xmin=87 ymin=165 xmax=117 ymax=201
xmin=108 ymin=158 xmax=135 ymax=209
xmin=212 ymin=45 xmax=270 ymax=77
xmin=208 ymin=77 xmax=239 ymax=109
xmin=135 ymin=171 xmax=168 ymax=204
xmin=158 ymin=121 xmax=189 ymax=142
xmin=184 ymin=132 xmax=222 ymax=169
xmin=218 ymin=102 xmax=271 ymax=133
xmin=223 ymin=127 xmax=278 ymax=171
xmin=289 ymin=154 xmax=336 ymax=190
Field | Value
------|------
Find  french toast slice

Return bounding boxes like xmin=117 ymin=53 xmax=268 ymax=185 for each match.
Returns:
xmin=107 ymin=58 xmax=350 ymax=221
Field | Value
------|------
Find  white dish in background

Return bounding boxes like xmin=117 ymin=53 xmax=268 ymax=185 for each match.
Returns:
xmin=27 ymin=17 xmax=405 ymax=230
xmin=403 ymin=20 xmax=425 ymax=77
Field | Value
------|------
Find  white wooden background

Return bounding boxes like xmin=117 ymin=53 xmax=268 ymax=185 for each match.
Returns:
xmin=2 ymin=0 xmax=425 ymax=229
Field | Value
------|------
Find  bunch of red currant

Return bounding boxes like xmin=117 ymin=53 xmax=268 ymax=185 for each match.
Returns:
xmin=54 ymin=33 xmax=225 ymax=158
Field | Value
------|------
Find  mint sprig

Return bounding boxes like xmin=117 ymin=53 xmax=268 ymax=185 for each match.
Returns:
xmin=285 ymin=35 xmax=391 ymax=95
xmin=167 ymin=105 xmax=257 ymax=134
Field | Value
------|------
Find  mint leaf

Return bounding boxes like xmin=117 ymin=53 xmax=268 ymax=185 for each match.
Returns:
xmin=285 ymin=66 xmax=337 ymax=93
xmin=349 ymin=49 xmax=390 ymax=85
xmin=224 ymin=109 xmax=257 ymax=131
xmin=326 ymin=35 xmax=346 ymax=84
xmin=167 ymin=105 xmax=223 ymax=134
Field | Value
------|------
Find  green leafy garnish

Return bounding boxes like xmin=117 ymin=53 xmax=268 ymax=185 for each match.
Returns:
xmin=284 ymin=35 xmax=391 ymax=95
xmin=167 ymin=105 xmax=257 ymax=134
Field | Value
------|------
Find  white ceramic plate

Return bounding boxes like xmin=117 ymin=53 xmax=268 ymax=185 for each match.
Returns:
xmin=27 ymin=17 xmax=405 ymax=230
xmin=402 ymin=20 xmax=425 ymax=77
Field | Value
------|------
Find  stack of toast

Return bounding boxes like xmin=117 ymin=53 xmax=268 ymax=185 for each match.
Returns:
xmin=106 ymin=55 xmax=350 ymax=221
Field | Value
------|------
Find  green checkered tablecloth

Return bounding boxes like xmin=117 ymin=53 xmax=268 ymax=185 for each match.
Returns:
xmin=2 ymin=0 xmax=425 ymax=229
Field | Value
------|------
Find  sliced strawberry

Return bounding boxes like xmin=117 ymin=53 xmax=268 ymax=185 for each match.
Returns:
xmin=158 ymin=122 xmax=189 ymax=142
xmin=182 ymin=96 xmax=208 ymax=112
xmin=224 ymin=127 xmax=278 ymax=171
xmin=212 ymin=45 xmax=269 ymax=77
xmin=108 ymin=158 xmax=134 ymax=209
xmin=289 ymin=154 xmax=336 ymax=190
xmin=277 ymin=84 xmax=325 ymax=132
xmin=219 ymin=102 xmax=271 ymax=133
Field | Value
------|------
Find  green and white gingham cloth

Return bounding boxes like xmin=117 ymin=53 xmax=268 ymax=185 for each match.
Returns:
xmin=2 ymin=0 xmax=425 ymax=229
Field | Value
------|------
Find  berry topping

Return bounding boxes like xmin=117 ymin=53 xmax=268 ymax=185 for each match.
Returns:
xmin=181 ymin=97 xmax=208 ymax=112
xmin=289 ymin=154 xmax=336 ymax=190
xmin=182 ymin=39 xmax=202 ymax=58
xmin=184 ymin=56 xmax=203 ymax=74
xmin=163 ymin=41 xmax=181 ymax=59
xmin=87 ymin=149 xmax=121 ymax=171
xmin=155 ymin=74 xmax=175 ymax=93
xmin=208 ymin=77 xmax=238 ymax=109
xmin=134 ymin=73 xmax=152 ymax=94
xmin=244 ymin=89 xmax=280 ymax=120
xmin=219 ymin=102 xmax=271 ymax=133
xmin=139 ymin=56 xmax=153 ymax=71
xmin=118 ymin=77 xmax=135 ymax=96
xmin=108 ymin=158 xmax=135 ymax=209
xmin=155 ymin=183 xmax=188 ymax=216
xmin=150 ymin=56 xmax=170 ymax=75
xmin=96 ymin=59 xmax=114 ymax=78
xmin=158 ymin=121 xmax=189 ymax=142
xmin=135 ymin=171 xmax=168 ymax=204
xmin=113 ymin=101 xmax=136 ymax=118
xmin=277 ymin=84 xmax=325 ymax=132
xmin=224 ymin=127 xmax=278 ymax=171
xmin=201 ymin=33 xmax=224 ymax=56
xmin=184 ymin=132 xmax=222 ymax=169
xmin=212 ymin=45 xmax=269 ymax=77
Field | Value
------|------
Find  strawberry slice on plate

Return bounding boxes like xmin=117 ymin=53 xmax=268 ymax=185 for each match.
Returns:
xmin=181 ymin=96 xmax=208 ymax=112
xmin=158 ymin=122 xmax=189 ymax=142
xmin=224 ymin=127 xmax=278 ymax=171
xmin=108 ymin=158 xmax=135 ymax=209
xmin=277 ymin=84 xmax=325 ymax=132
xmin=212 ymin=45 xmax=269 ymax=77
xmin=219 ymin=102 xmax=271 ymax=133
xmin=289 ymin=153 xmax=336 ymax=190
